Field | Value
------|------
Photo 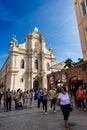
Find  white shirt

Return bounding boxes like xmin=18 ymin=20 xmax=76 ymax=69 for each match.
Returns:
xmin=58 ymin=92 xmax=70 ymax=105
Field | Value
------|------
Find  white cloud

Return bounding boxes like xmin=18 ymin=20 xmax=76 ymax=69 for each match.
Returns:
xmin=65 ymin=51 xmax=71 ymax=56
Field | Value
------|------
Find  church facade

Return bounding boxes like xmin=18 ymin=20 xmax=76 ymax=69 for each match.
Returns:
xmin=0 ymin=28 xmax=56 ymax=91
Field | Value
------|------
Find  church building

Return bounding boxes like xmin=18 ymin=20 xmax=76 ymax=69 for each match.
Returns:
xmin=0 ymin=28 xmax=56 ymax=91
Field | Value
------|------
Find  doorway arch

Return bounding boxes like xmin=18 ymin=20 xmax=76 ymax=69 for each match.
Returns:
xmin=33 ymin=80 xmax=39 ymax=91
xmin=69 ymin=76 xmax=83 ymax=91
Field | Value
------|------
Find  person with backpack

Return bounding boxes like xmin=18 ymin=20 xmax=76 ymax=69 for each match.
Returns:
xmin=36 ymin=89 xmax=42 ymax=108
xmin=6 ymin=89 xmax=12 ymax=111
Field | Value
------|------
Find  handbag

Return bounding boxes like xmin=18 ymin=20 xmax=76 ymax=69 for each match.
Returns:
xmin=69 ymin=106 xmax=73 ymax=112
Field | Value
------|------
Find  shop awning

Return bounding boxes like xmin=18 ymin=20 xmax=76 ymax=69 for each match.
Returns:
xmin=69 ymin=80 xmax=83 ymax=84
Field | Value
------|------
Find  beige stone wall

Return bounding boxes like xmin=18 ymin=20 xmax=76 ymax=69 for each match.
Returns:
xmin=74 ymin=0 xmax=87 ymax=60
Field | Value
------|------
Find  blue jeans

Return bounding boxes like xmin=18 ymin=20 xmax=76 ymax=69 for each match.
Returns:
xmin=37 ymin=98 xmax=41 ymax=108
xmin=6 ymin=99 xmax=11 ymax=111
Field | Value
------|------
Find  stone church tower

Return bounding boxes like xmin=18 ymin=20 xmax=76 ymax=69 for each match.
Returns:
xmin=0 ymin=28 xmax=56 ymax=91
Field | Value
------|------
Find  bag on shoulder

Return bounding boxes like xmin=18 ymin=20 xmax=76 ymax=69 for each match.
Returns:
xmin=69 ymin=105 xmax=73 ymax=112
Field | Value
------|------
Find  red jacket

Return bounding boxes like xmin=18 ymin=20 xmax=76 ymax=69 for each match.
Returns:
xmin=76 ymin=89 xmax=85 ymax=99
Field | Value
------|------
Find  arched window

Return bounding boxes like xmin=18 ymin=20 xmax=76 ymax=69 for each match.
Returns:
xmin=35 ymin=60 xmax=38 ymax=69
xmin=21 ymin=59 xmax=24 ymax=68
xmin=80 ymin=0 xmax=87 ymax=17
xmin=47 ymin=63 xmax=50 ymax=71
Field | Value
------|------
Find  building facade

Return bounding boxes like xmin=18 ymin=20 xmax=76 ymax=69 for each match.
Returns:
xmin=0 ymin=28 xmax=56 ymax=91
xmin=47 ymin=60 xmax=87 ymax=91
xmin=74 ymin=0 xmax=87 ymax=60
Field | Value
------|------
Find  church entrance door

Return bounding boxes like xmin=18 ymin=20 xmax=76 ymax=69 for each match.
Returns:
xmin=33 ymin=80 xmax=39 ymax=91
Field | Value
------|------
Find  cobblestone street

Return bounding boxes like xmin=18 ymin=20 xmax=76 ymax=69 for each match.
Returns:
xmin=0 ymin=101 xmax=87 ymax=130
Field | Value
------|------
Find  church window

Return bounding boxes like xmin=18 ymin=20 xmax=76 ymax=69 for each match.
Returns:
xmin=21 ymin=59 xmax=24 ymax=68
xmin=81 ymin=0 xmax=87 ymax=16
xmin=47 ymin=63 xmax=50 ymax=71
xmin=35 ymin=60 xmax=38 ymax=69
xmin=20 ymin=78 xmax=23 ymax=82
xmin=86 ymin=0 xmax=87 ymax=5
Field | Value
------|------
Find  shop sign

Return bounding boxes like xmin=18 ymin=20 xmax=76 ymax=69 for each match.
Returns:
xmin=49 ymin=76 xmax=54 ymax=84
xmin=62 ymin=74 xmax=67 ymax=83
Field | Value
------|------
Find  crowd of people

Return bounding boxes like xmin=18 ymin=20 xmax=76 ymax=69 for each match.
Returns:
xmin=0 ymin=84 xmax=87 ymax=130
xmin=0 ymin=88 xmax=34 ymax=111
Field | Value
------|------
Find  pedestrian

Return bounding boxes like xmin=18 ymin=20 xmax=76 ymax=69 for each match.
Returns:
xmin=14 ymin=89 xmax=21 ymax=108
xmin=76 ymin=85 xmax=86 ymax=111
xmin=42 ymin=88 xmax=48 ymax=114
xmin=71 ymin=85 xmax=77 ymax=106
xmin=0 ymin=92 xmax=3 ymax=106
xmin=56 ymin=86 xmax=71 ymax=130
xmin=29 ymin=89 xmax=33 ymax=108
xmin=24 ymin=91 xmax=29 ymax=108
xmin=36 ymin=89 xmax=41 ymax=108
xmin=6 ymin=89 xmax=12 ymax=111
xmin=49 ymin=87 xmax=57 ymax=112
xmin=39 ymin=88 xmax=44 ymax=106
xmin=84 ymin=86 xmax=87 ymax=105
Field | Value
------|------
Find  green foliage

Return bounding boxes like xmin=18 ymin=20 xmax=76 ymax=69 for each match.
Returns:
xmin=64 ymin=58 xmax=73 ymax=68
xmin=78 ymin=58 xmax=83 ymax=62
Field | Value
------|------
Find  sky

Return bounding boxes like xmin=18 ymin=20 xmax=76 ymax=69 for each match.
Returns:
xmin=0 ymin=0 xmax=83 ymax=69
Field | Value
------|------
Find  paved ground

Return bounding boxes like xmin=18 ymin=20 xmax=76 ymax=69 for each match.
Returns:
xmin=0 ymin=100 xmax=87 ymax=130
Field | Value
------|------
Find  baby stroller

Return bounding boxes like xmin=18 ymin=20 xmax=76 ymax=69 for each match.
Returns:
xmin=15 ymin=99 xmax=23 ymax=110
